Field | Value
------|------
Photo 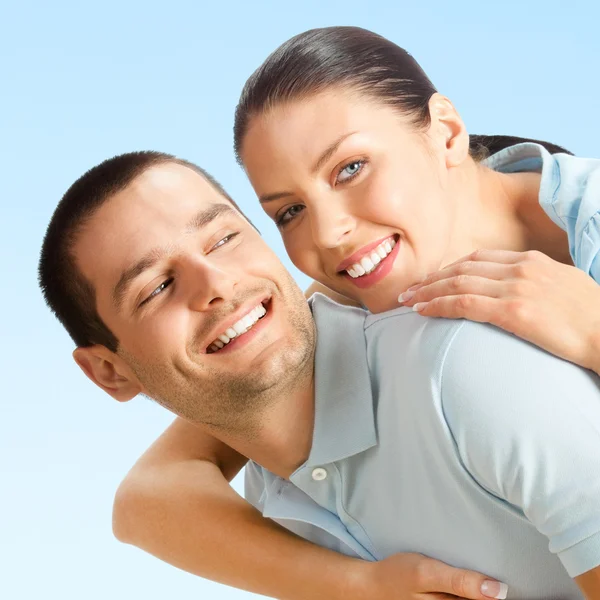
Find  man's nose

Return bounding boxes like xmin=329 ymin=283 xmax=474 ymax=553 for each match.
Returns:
xmin=310 ymin=202 xmax=355 ymax=250
xmin=185 ymin=257 xmax=238 ymax=311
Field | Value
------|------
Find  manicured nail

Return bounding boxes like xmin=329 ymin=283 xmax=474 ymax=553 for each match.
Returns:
xmin=481 ymin=580 xmax=508 ymax=599
xmin=412 ymin=302 xmax=428 ymax=312
xmin=398 ymin=290 xmax=416 ymax=303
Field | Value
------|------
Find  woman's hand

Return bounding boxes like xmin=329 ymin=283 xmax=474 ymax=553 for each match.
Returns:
xmin=353 ymin=552 xmax=507 ymax=600
xmin=398 ymin=250 xmax=600 ymax=375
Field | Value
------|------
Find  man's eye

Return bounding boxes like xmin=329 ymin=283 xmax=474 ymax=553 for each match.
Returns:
xmin=335 ymin=160 xmax=365 ymax=184
xmin=141 ymin=278 xmax=174 ymax=306
xmin=276 ymin=205 xmax=305 ymax=227
xmin=212 ymin=232 xmax=239 ymax=250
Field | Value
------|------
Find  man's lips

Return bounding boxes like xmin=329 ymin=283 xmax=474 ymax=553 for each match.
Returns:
xmin=201 ymin=295 xmax=271 ymax=354
xmin=336 ymin=235 xmax=397 ymax=274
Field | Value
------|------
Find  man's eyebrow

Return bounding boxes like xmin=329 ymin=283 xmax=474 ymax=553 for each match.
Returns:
xmin=184 ymin=203 xmax=236 ymax=233
xmin=258 ymin=132 xmax=357 ymax=205
xmin=112 ymin=203 xmax=236 ymax=312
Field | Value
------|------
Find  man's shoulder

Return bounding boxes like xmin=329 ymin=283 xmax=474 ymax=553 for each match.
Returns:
xmin=364 ymin=308 xmax=467 ymax=374
xmin=309 ymin=292 xmax=368 ymax=324
xmin=440 ymin=319 xmax=600 ymax=428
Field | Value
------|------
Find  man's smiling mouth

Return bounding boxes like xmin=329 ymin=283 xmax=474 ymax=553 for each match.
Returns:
xmin=206 ymin=302 xmax=268 ymax=353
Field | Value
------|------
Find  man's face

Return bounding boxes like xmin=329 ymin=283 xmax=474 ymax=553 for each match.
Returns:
xmin=74 ymin=163 xmax=315 ymax=433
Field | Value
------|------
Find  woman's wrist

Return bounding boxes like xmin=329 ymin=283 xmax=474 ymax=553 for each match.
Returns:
xmin=332 ymin=558 xmax=376 ymax=600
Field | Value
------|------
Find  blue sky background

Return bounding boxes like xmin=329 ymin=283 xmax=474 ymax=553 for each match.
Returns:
xmin=1 ymin=1 xmax=598 ymax=598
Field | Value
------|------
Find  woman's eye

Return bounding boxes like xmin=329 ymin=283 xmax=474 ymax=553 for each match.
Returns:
xmin=336 ymin=160 xmax=364 ymax=184
xmin=141 ymin=278 xmax=174 ymax=306
xmin=212 ymin=232 xmax=239 ymax=250
xmin=276 ymin=205 xmax=305 ymax=227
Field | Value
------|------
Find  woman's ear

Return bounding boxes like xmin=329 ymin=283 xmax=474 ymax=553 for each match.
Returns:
xmin=73 ymin=345 xmax=142 ymax=402
xmin=427 ymin=93 xmax=470 ymax=168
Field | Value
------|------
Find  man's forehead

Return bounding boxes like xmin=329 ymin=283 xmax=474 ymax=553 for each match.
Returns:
xmin=76 ymin=163 xmax=234 ymax=290
xmin=122 ymin=162 xmax=222 ymax=207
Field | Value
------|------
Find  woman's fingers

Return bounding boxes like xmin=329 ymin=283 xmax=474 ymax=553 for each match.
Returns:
xmin=411 ymin=294 xmax=501 ymax=324
xmin=399 ymin=275 xmax=507 ymax=307
xmin=401 ymin=250 xmax=551 ymax=297
xmin=445 ymin=249 xmax=548 ymax=268
xmin=400 ymin=263 xmax=514 ymax=300
xmin=421 ymin=557 xmax=508 ymax=599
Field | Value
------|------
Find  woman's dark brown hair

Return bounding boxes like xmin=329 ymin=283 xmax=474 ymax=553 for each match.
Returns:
xmin=234 ymin=26 xmax=571 ymax=161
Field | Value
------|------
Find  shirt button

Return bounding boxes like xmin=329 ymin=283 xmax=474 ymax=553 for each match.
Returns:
xmin=311 ymin=467 xmax=328 ymax=481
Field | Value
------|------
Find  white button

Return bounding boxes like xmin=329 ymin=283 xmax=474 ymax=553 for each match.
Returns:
xmin=311 ymin=467 xmax=327 ymax=481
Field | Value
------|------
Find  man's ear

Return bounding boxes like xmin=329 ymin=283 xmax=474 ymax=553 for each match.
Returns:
xmin=427 ymin=93 xmax=470 ymax=168
xmin=73 ymin=345 xmax=142 ymax=402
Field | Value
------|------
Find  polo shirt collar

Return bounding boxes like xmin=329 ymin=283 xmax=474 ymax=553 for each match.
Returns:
xmin=303 ymin=294 xmax=377 ymax=468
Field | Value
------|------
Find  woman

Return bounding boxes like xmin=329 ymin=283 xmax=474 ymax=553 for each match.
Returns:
xmin=113 ymin=27 xmax=600 ymax=600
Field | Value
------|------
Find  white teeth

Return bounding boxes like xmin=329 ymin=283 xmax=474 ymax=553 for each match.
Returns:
xmin=208 ymin=303 xmax=267 ymax=353
xmin=360 ymin=256 xmax=375 ymax=272
xmin=233 ymin=321 xmax=247 ymax=335
xmin=345 ymin=237 xmax=397 ymax=278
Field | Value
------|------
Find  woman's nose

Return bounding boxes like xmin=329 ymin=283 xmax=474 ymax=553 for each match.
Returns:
xmin=310 ymin=203 xmax=355 ymax=249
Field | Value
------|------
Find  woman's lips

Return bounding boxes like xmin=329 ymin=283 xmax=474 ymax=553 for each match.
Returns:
xmin=341 ymin=236 xmax=400 ymax=289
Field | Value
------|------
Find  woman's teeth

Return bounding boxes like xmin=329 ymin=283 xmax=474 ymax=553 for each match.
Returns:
xmin=207 ymin=304 xmax=267 ymax=353
xmin=346 ymin=238 xmax=396 ymax=278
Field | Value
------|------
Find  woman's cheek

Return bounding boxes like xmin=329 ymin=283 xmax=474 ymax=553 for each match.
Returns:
xmin=283 ymin=232 xmax=310 ymax=272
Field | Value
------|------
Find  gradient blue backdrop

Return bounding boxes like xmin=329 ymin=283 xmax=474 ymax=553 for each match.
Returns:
xmin=1 ymin=1 xmax=598 ymax=598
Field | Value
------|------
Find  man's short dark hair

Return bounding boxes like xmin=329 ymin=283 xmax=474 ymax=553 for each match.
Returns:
xmin=38 ymin=152 xmax=243 ymax=352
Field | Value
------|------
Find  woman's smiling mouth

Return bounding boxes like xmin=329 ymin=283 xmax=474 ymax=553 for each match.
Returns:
xmin=337 ymin=235 xmax=401 ymax=289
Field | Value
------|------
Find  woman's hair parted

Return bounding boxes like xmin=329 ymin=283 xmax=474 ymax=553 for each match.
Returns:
xmin=233 ymin=26 xmax=572 ymax=161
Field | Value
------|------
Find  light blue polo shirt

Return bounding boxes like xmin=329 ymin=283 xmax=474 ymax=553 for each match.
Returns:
xmin=245 ymin=145 xmax=600 ymax=599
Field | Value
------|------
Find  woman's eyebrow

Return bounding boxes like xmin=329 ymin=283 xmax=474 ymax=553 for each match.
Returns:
xmin=259 ymin=132 xmax=357 ymax=204
xmin=310 ymin=131 xmax=357 ymax=175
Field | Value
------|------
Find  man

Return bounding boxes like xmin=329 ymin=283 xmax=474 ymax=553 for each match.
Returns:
xmin=39 ymin=151 xmax=600 ymax=599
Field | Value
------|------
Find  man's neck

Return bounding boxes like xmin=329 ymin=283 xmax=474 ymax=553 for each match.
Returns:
xmin=211 ymin=359 xmax=316 ymax=479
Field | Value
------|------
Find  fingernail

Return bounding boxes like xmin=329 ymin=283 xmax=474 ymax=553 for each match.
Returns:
xmin=481 ymin=580 xmax=508 ymax=599
xmin=412 ymin=302 xmax=428 ymax=312
xmin=398 ymin=290 xmax=416 ymax=303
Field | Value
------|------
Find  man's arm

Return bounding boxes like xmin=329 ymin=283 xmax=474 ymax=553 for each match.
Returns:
xmin=441 ymin=322 xmax=600 ymax=597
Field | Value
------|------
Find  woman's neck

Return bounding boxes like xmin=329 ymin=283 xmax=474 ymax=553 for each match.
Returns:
xmin=447 ymin=159 xmax=572 ymax=266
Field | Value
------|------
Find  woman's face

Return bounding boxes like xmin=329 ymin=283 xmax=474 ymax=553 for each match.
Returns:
xmin=241 ymin=89 xmax=467 ymax=313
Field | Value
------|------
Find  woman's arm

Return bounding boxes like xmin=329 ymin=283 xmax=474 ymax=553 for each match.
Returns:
xmin=113 ymin=418 xmax=359 ymax=599
xmin=113 ymin=418 xmax=502 ymax=600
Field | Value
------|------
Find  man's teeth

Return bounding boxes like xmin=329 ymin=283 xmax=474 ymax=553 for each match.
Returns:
xmin=207 ymin=304 xmax=267 ymax=353
xmin=346 ymin=238 xmax=396 ymax=278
